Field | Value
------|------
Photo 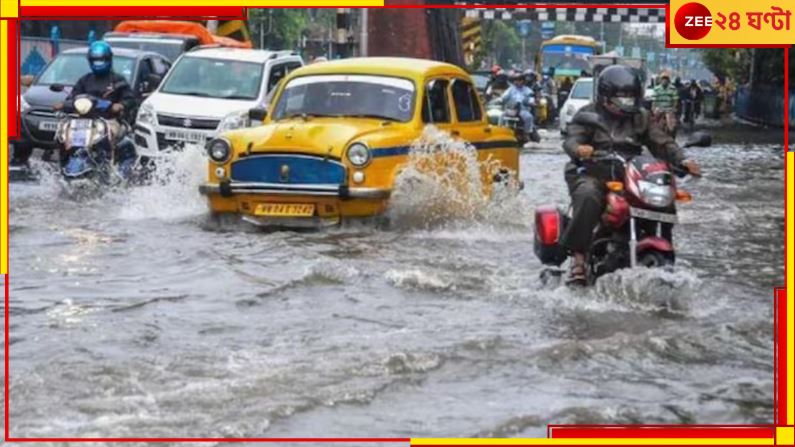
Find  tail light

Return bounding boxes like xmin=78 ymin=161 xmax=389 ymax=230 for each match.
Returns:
xmin=535 ymin=206 xmax=561 ymax=245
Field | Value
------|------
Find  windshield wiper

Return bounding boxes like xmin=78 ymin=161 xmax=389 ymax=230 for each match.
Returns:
xmin=283 ymin=112 xmax=336 ymax=120
xmin=168 ymin=91 xmax=209 ymax=97
xmin=346 ymin=114 xmax=399 ymax=122
xmin=221 ymin=94 xmax=256 ymax=100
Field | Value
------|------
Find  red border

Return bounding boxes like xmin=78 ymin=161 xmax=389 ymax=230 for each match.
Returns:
xmin=4 ymin=4 xmax=789 ymax=444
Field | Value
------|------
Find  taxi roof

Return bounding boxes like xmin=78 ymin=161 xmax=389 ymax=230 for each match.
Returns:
xmin=288 ymin=57 xmax=467 ymax=80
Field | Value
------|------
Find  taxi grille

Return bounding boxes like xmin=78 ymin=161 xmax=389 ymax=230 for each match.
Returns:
xmin=231 ymin=155 xmax=346 ymax=185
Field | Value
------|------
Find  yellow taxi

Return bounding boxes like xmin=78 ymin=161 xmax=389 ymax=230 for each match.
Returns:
xmin=198 ymin=57 xmax=520 ymax=227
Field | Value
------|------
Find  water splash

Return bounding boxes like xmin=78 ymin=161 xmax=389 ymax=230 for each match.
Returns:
xmin=386 ymin=126 xmax=528 ymax=229
xmin=118 ymin=146 xmax=208 ymax=221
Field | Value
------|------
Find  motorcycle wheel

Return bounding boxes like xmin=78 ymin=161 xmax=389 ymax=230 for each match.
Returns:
xmin=638 ymin=251 xmax=674 ymax=268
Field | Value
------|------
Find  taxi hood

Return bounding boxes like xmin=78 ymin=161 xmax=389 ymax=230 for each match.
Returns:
xmin=227 ymin=118 xmax=407 ymax=160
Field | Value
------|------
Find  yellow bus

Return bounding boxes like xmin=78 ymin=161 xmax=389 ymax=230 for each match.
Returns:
xmin=538 ymin=35 xmax=600 ymax=80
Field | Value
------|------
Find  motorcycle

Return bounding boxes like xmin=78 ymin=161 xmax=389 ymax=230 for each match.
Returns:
xmin=55 ymin=94 xmax=138 ymax=186
xmin=533 ymin=111 xmax=712 ymax=285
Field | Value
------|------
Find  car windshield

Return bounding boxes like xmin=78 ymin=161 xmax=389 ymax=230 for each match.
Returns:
xmin=571 ymin=80 xmax=593 ymax=99
xmin=37 ymin=53 xmax=135 ymax=86
xmin=160 ymin=56 xmax=263 ymax=100
xmin=272 ymin=74 xmax=416 ymax=122
xmin=106 ymin=37 xmax=184 ymax=61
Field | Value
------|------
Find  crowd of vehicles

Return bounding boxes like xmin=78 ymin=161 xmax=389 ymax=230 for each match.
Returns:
xmin=12 ymin=25 xmax=718 ymax=284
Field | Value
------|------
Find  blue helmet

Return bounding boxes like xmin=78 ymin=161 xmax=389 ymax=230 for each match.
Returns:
xmin=87 ymin=41 xmax=113 ymax=76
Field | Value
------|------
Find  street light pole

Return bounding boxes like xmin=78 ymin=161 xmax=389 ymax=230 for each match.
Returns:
xmin=361 ymin=8 xmax=368 ymax=57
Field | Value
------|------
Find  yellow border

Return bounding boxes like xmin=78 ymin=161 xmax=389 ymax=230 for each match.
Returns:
xmin=1 ymin=19 xmax=8 ymax=275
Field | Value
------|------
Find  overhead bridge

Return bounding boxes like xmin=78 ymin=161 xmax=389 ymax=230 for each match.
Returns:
xmin=462 ymin=8 xmax=666 ymax=23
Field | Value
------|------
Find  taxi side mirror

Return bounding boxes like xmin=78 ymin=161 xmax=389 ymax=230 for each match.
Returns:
xmin=248 ymin=107 xmax=267 ymax=123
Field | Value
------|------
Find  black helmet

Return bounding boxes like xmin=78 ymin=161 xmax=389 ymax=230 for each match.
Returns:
xmin=508 ymin=70 xmax=523 ymax=82
xmin=523 ymin=69 xmax=537 ymax=83
xmin=596 ymin=65 xmax=642 ymax=116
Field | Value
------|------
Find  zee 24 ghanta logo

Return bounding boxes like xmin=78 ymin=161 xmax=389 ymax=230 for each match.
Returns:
xmin=674 ymin=2 xmax=792 ymax=40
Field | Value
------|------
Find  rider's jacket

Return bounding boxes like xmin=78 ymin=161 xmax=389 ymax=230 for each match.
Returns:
xmin=64 ymin=72 xmax=135 ymax=117
xmin=498 ymin=84 xmax=534 ymax=110
xmin=563 ymin=103 xmax=686 ymax=166
xmin=652 ymin=84 xmax=679 ymax=111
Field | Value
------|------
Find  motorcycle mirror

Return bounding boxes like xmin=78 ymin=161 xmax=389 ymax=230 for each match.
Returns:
xmin=683 ymin=131 xmax=712 ymax=148
xmin=572 ymin=111 xmax=609 ymax=134
xmin=248 ymin=107 xmax=268 ymax=123
xmin=49 ymin=83 xmax=65 ymax=92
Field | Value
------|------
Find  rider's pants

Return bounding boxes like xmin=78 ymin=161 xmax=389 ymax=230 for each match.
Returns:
xmin=560 ymin=163 xmax=607 ymax=253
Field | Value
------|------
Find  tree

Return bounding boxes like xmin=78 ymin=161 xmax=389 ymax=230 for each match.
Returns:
xmin=248 ymin=9 xmax=309 ymax=50
xmin=479 ymin=20 xmax=522 ymax=67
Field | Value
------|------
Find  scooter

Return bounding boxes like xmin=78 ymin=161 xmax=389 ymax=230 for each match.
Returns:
xmin=55 ymin=94 xmax=138 ymax=187
xmin=499 ymin=102 xmax=542 ymax=145
xmin=533 ymin=111 xmax=712 ymax=285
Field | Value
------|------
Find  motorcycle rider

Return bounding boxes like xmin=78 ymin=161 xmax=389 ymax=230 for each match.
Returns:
xmin=486 ymin=68 xmax=509 ymax=100
xmin=496 ymin=71 xmax=537 ymax=142
xmin=560 ymin=65 xmax=701 ymax=284
xmin=651 ymin=71 xmax=679 ymax=136
xmin=58 ymin=41 xmax=135 ymax=164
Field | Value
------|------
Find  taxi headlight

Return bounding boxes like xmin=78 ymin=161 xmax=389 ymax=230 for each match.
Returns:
xmin=207 ymin=138 xmax=231 ymax=164
xmin=346 ymin=143 xmax=371 ymax=167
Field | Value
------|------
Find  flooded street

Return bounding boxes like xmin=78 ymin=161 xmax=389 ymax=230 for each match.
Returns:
xmin=6 ymin=121 xmax=783 ymax=441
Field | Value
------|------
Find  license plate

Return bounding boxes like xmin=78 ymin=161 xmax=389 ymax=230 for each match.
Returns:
xmin=72 ymin=119 xmax=92 ymax=129
xmin=165 ymin=130 xmax=205 ymax=143
xmin=630 ymin=207 xmax=678 ymax=224
xmin=38 ymin=120 xmax=59 ymax=131
xmin=254 ymin=203 xmax=315 ymax=217
xmin=70 ymin=128 xmax=90 ymax=147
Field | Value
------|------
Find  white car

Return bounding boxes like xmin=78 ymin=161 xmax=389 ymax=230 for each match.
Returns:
xmin=134 ymin=47 xmax=303 ymax=157
xmin=558 ymin=77 xmax=594 ymax=134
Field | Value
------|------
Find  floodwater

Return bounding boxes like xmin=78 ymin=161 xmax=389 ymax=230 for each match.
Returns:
xmin=5 ymin=120 xmax=783 ymax=444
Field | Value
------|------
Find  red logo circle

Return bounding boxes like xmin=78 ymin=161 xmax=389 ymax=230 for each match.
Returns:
xmin=674 ymin=2 xmax=712 ymax=40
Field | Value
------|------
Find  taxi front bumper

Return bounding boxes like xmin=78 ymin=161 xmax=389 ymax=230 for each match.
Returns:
xmin=198 ymin=181 xmax=391 ymax=200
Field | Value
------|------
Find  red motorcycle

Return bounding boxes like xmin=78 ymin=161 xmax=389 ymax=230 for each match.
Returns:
xmin=534 ymin=112 xmax=711 ymax=284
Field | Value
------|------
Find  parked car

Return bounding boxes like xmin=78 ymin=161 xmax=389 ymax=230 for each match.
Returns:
xmin=16 ymin=47 xmax=169 ymax=159
xmin=133 ymin=48 xmax=303 ymax=158
xmin=558 ymin=77 xmax=593 ymax=134
xmin=198 ymin=57 xmax=520 ymax=228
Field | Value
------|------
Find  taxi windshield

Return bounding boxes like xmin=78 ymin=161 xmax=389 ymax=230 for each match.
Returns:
xmin=272 ymin=74 xmax=416 ymax=122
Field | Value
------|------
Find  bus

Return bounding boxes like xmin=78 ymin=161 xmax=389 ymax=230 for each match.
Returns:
xmin=538 ymin=35 xmax=600 ymax=80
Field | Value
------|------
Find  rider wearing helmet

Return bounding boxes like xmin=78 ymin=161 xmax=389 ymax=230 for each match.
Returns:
xmin=497 ymin=70 xmax=536 ymax=140
xmin=486 ymin=68 xmax=509 ymax=99
xmin=560 ymin=65 xmax=701 ymax=285
xmin=11 ymin=41 xmax=135 ymax=168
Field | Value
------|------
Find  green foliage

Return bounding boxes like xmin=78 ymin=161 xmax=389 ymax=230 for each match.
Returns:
xmin=480 ymin=21 xmax=522 ymax=67
xmin=249 ymin=9 xmax=309 ymax=50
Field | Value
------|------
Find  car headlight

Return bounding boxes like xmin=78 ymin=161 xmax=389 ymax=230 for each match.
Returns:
xmin=20 ymin=95 xmax=31 ymax=114
xmin=207 ymin=138 xmax=231 ymax=164
xmin=217 ymin=110 xmax=249 ymax=132
xmin=136 ymin=102 xmax=156 ymax=126
xmin=638 ymin=180 xmax=674 ymax=208
xmin=346 ymin=143 xmax=371 ymax=167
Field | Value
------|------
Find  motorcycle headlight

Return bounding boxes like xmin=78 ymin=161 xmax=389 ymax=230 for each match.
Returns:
xmin=540 ymin=98 xmax=548 ymax=106
xmin=20 ymin=95 xmax=31 ymax=114
xmin=74 ymin=97 xmax=93 ymax=115
xmin=638 ymin=180 xmax=674 ymax=208
xmin=207 ymin=138 xmax=231 ymax=164
xmin=217 ymin=110 xmax=249 ymax=132
xmin=346 ymin=143 xmax=371 ymax=168
xmin=136 ymin=102 xmax=156 ymax=126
